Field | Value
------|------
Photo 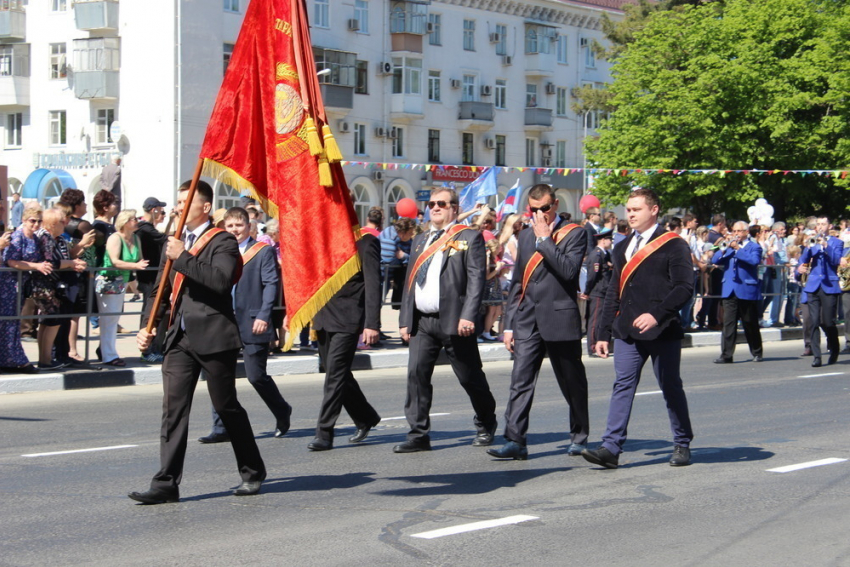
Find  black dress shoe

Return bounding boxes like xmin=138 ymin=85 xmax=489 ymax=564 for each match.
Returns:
xmin=713 ymin=357 xmax=733 ymax=364
xmin=198 ymin=432 xmax=230 ymax=444
xmin=670 ymin=445 xmax=691 ymax=467
xmin=828 ymin=350 xmax=839 ymax=365
xmin=472 ymin=422 xmax=497 ymax=447
xmin=752 ymin=355 xmax=764 ymax=362
xmin=233 ymin=480 xmax=262 ymax=496
xmin=581 ymin=446 xmax=619 ymax=469
xmin=393 ymin=438 xmax=432 ymax=453
xmin=128 ymin=488 xmax=179 ymax=504
xmin=486 ymin=441 xmax=528 ymax=460
xmin=274 ymin=404 xmax=293 ymax=438
xmin=812 ymin=357 xmax=822 ymax=368
xmin=349 ymin=421 xmax=379 ymax=443
xmin=307 ymin=437 xmax=333 ymax=451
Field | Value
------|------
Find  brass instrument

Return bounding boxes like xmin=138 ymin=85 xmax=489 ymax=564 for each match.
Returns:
xmin=839 ymin=264 xmax=850 ymax=292
xmin=798 ymin=262 xmax=809 ymax=287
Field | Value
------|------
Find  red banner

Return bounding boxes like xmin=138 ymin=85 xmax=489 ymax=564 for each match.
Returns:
xmin=199 ymin=0 xmax=360 ymax=350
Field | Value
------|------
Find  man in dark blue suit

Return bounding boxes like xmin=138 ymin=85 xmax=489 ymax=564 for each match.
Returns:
xmin=711 ymin=221 xmax=764 ymax=363
xmin=487 ymin=184 xmax=589 ymax=461
xmin=198 ymin=207 xmax=291 ymax=443
xmin=582 ymin=188 xmax=694 ymax=470
xmin=798 ymin=217 xmax=844 ymax=367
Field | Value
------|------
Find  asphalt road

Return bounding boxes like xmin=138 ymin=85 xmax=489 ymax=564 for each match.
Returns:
xmin=1 ymin=340 xmax=848 ymax=567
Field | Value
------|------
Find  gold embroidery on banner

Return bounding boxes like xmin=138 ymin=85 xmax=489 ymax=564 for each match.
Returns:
xmin=276 ymin=136 xmax=308 ymax=162
xmin=275 ymin=83 xmax=304 ymax=135
xmin=275 ymin=18 xmax=292 ymax=36
xmin=276 ymin=63 xmax=299 ymax=82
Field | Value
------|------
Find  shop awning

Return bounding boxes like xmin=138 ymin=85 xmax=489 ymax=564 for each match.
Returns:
xmin=21 ymin=169 xmax=77 ymax=200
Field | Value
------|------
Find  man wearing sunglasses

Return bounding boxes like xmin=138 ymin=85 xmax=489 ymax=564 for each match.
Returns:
xmin=394 ymin=188 xmax=498 ymax=453
xmin=488 ymin=184 xmax=590 ymax=461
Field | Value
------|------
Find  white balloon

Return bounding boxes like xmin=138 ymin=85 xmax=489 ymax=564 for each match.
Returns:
xmin=755 ymin=198 xmax=767 ymax=207
xmin=763 ymin=217 xmax=774 ymax=226
xmin=762 ymin=204 xmax=774 ymax=218
xmin=747 ymin=206 xmax=758 ymax=222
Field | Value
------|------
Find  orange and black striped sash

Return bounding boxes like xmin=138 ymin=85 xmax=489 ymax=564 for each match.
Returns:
xmin=406 ymin=224 xmax=475 ymax=291
xmin=618 ymin=231 xmax=681 ymax=298
xmin=241 ymin=241 xmax=268 ymax=266
xmin=518 ymin=223 xmax=580 ymax=304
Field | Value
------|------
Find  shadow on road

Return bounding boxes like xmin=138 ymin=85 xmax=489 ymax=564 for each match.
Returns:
xmin=0 ymin=416 xmax=51 ymax=422
xmin=620 ymin=445 xmax=776 ymax=468
xmin=376 ymin=467 xmax=569 ymax=497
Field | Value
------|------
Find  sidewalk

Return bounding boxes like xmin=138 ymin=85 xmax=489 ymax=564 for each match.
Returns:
xmin=0 ymin=295 xmax=831 ymax=395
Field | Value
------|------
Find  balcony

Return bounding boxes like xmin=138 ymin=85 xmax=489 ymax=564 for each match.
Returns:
xmin=0 ymin=1 xmax=26 ymax=42
xmin=524 ymin=107 xmax=554 ymax=131
xmin=390 ymin=94 xmax=423 ymax=122
xmin=74 ymin=70 xmax=119 ymax=99
xmin=389 ymin=1 xmax=428 ymax=53
xmin=458 ymin=101 xmax=494 ymax=131
xmin=74 ymin=0 xmax=119 ymax=31
xmin=0 ymin=43 xmax=28 ymax=107
xmin=524 ymin=52 xmax=555 ymax=78
xmin=72 ymin=38 xmax=119 ymax=99
xmin=320 ymin=84 xmax=353 ymax=111
xmin=315 ymin=47 xmax=355 ymax=115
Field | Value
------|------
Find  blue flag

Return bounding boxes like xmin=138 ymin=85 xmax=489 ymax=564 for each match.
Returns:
xmin=458 ymin=167 xmax=498 ymax=215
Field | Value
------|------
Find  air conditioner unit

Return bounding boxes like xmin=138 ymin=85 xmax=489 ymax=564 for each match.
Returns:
xmin=373 ymin=171 xmax=385 ymax=181
xmin=485 ymin=138 xmax=496 ymax=149
xmin=426 ymin=22 xmax=435 ymax=33
xmin=542 ymin=157 xmax=552 ymax=167
xmin=542 ymin=148 xmax=553 ymax=158
xmin=580 ymin=37 xmax=589 ymax=48
xmin=502 ymin=55 xmax=513 ymax=66
xmin=375 ymin=126 xmax=386 ymax=138
xmin=450 ymin=79 xmax=462 ymax=89
xmin=550 ymin=33 xmax=559 ymax=42
xmin=489 ymin=32 xmax=501 ymax=43
xmin=347 ymin=18 xmax=360 ymax=31
xmin=480 ymin=85 xmax=492 ymax=97
xmin=377 ymin=61 xmax=393 ymax=75
xmin=546 ymin=83 xmax=556 ymax=95
xmin=388 ymin=127 xmax=399 ymax=139
xmin=337 ymin=121 xmax=350 ymax=133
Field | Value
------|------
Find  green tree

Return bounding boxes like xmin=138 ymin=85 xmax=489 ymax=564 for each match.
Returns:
xmin=582 ymin=0 xmax=850 ymax=221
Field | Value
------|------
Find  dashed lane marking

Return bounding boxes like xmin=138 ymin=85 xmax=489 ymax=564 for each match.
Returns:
xmin=382 ymin=413 xmax=450 ymax=421
xmin=22 ymin=444 xmax=138 ymax=458
xmin=797 ymin=372 xmax=845 ymax=379
xmin=636 ymin=390 xmax=663 ymax=396
xmin=411 ymin=515 xmax=539 ymax=539
xmin=766 ymin=458 xmax=848 ymax=473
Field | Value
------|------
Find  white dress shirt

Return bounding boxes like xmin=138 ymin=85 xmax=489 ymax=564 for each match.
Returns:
xmin=625 ymin=224 xmax=659 ymax=260
xmin=414 ymin=222 xmax=454 ymax=313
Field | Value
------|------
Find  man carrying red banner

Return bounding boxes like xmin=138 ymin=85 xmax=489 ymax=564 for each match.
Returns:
xmin=394 ymin=188 xmax=498 ymax=453
xmin=582 ymin=188 xmax=695 ymax=469
xmin=487 ymin=184 xmax=590 ymax=461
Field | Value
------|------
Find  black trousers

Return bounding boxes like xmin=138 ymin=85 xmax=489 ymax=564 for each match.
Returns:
xmin=315 ymin=329 xmax=380 ymax=442
xmin=151 ymin=329 xmax=265 ymax=491
xmin=807 ymin=289 xmax=840 ymax=358
xmin=503 ymin=330 xmax=589 ymax=446
xmin=586 ymin=295 xmax=607 ymax=354
xmin=721 ymin=295 xmax=763 ymax=360
xmin=210 ymin=344 xmax=291 ymax=436
xmin=404 ymin=312 xmax=497 ymax=441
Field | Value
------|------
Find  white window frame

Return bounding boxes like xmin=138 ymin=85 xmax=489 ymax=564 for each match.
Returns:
xmin=463 ymin=19 xmax=475 ymax=51
xmin=392 ymin=57 xmax=422 ymax=95
xmin=526 ymin=83 xmax=538 ymax=108
xmin=427 ymin=70 xmax=441 ymax=102
xmin=49 ymin=43 xmax=66 ymax=80
xmin=462 ymin=132 xmax=474 ymax=165
xmin=314 ymin=0 xmax=330 ymax=29
xmin=461 ymin=74 xmax=476 ymax=102
xmin=525 ymin=138 xmax=536 ymax=167
xmin=428 ymin=129 xmax=440 ymax=163
xmin=49 ymin=110 xmax=66 ymax=146
xmin=223 ymin=0 xmax=239 ymax=13
xmin=95 ymin=108 xmax=115 ymax=146
xmin=391 ymin=126 xmax=404 ymax=158
xmin=557 ymin=34 xmax=568 ymax=64
xmin=428 ymin=13 xmax=442 ymax=45
xmin=556 ymin=140 xmax=567 ymax=168
xmin=51 ymin=0 xmax=67 ymax=12
xmin=584 ymin=39 xmax=596 ymax=68
xmin=556 ymin=87 xmax=567 ymax=116
xmin=6 ymin=112 xmax=22 ymax=148
xmin=495 ymin=79 xmax=507 ymax=110
xmin=495 ymin=24 xmax=507 ymax=56
xmin=495 ymin=135 xmax=506 ymax=166
xmin=354 ymin=0 xmax=369 ymax=34
xmin=353 ymin=123 xmax=366 ymax=155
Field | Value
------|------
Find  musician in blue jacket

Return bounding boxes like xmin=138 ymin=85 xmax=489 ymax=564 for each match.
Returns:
xmin=711 ymin=222 xmax=764 ymax=364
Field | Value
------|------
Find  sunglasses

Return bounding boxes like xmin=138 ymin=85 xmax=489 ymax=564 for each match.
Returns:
xmin=427 ymin=200 xmax=455 ymax=210
xmin=528 ymin=203 xmax=554 ymax=214
xmin=25 ymin=218 xmax=42 ymax=224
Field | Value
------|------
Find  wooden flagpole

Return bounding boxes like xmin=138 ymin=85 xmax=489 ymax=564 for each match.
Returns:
xmin=142 ymin=157 xmax=205 ymax=339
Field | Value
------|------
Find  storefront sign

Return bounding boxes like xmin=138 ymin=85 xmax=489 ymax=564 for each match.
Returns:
xmin=416 ymin=190 xmax=430 ymax=201
xmin=431 ymin=166 xmax=483 ymax=183
xmin=33 ymin=152 xmax=117 ymax=170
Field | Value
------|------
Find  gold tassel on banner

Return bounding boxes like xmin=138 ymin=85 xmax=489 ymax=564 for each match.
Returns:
xmin=304 ymin=116 xmax=324 ymax=156
xmin=322 ymin=125 xmax=343 ymax=163
xmin=318 ymin=155 xmax=333 ymax=187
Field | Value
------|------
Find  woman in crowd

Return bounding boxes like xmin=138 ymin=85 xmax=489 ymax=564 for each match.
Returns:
xmin=0 ymin=218 xmax=38 ymax=373
xmin=96 ymin=210 xmax=148 ymax=367
xmin=56 ymin=197 xmax=95 ymax=362
xmin=89 ymin=190 xmax=118 ymax=332
xmin=481 ymin=237 xmax=507 ymax=342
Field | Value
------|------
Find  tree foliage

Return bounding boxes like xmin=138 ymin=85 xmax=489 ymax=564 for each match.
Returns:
xmin=581 ymin=0 xmax=850 ymax=221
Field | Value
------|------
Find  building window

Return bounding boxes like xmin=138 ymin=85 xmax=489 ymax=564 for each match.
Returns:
xmin=462 ymin=133 xmax=474 ymax=165
xmin=428 ymin=129 xmax=440 ymax=163
xmin=495 ymin=24 xmax=507 ymax=56
xmin=224 ymin=0 xmax=239 ymax=13
xmin=354 ymin=0 xmax=369 ymax=33
xmin=314 ymin=0 xmax=329 ymax=28
xmin=351 ymin=183 xmax=374 ymax=226
xmin=51 ymin=0 xmax=66 ymax=12
xmin=353 ymin=123 xmax=366 ymax=155
xmin=461 ymin=74 xmax=476 ymax=102
xmin=428 ymin=13 xmax=441 ymax=45
xmin=556 ymin=141 xmax=567 ymax=168
xmin=355 ymin=60 xmax=368 ymax=94
xmin=49 ymin=111 xmax=66 ymax=146
xmin=428 ymin=70 xmax=440 ymax=102
xmin=95 ymin=109 xmax=115 ymax=145
xmin=390 ymin=2 xmax=427 ymax=34
xmin=584 ymin=39 xmax=596 ymax=68
xmin=525 ymin=138 xmax=536 ymax=167
xmin=556 ymin=87 xmax=567 ymax=116
xmin=495 ymin=79 xmax=507 ymax=110
xmin=6 ymin=113 xmax=22 ymax=148
xmin=72 ymin=38 xmax=120 ymax=72
xmin=526 ymin=83 xmax=537 ymax=108
xmin=0 ymin=44 xmax=29 ymax=78
xmin=463 ymin=20 xmax=475 ymax=51
xmin=392 ymin=57 xmax=422 ymax=95
xmin=314 ymin=47 xmax=356 ymax=87
xmin=223 ymin=43 xmax=234 ymax=75
xmin=495 ymin=135 xmax=506 ymax=166
xmin=525 ymin=24 xmax=554 ymax=54
xmin=556 ymin=34 xmax=568 ymax=64
xmin=49 ymin=43 xmax=67 ymax=80
xmin=391 ymin=127 xmax=404 ymax=158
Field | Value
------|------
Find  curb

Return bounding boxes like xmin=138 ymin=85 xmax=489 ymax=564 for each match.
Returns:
xmin=0 ymin=325 xmax=836 ymax=395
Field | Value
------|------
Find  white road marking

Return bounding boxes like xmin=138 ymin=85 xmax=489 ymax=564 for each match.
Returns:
xmin=411 ymin=515 xmax=539 ymax=539
xmin=22 ymin=444 xmax=138 ymax=458
xmin=797 ymin=372 xmax=845 ymax=379
xmin=766 ymin=458 xmax=848 ymax=473
xmin=382 ymin=413 xmax=450 ymax=421
xmin=636 ymin=390 xmax=663 ymax=396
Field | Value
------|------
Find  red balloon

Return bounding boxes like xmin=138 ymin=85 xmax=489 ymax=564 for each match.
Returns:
xmin=579 ymin=194 xmax=601 ymax=214
xmin=396 ymin=198 xmax=418 ymax=219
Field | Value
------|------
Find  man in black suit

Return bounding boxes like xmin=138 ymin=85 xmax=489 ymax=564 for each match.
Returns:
xmin=130 ymin=182 xmax=265 ymax=504
xmin=582 ymin=188 xmax=694 ymax=469
xmin=306 ymin=227 xmax=383 ymax=451
xmin=394 ymin=188 xmax=498 ymax=453
xmin=488 ymin=184 xmax=590 ymax=461
xmin=197 ymin=207 xmax=292 ymax=444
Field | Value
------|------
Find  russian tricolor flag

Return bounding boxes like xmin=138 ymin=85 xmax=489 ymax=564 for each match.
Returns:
xmin=496 ymin=180 xmax=521 ymax=222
